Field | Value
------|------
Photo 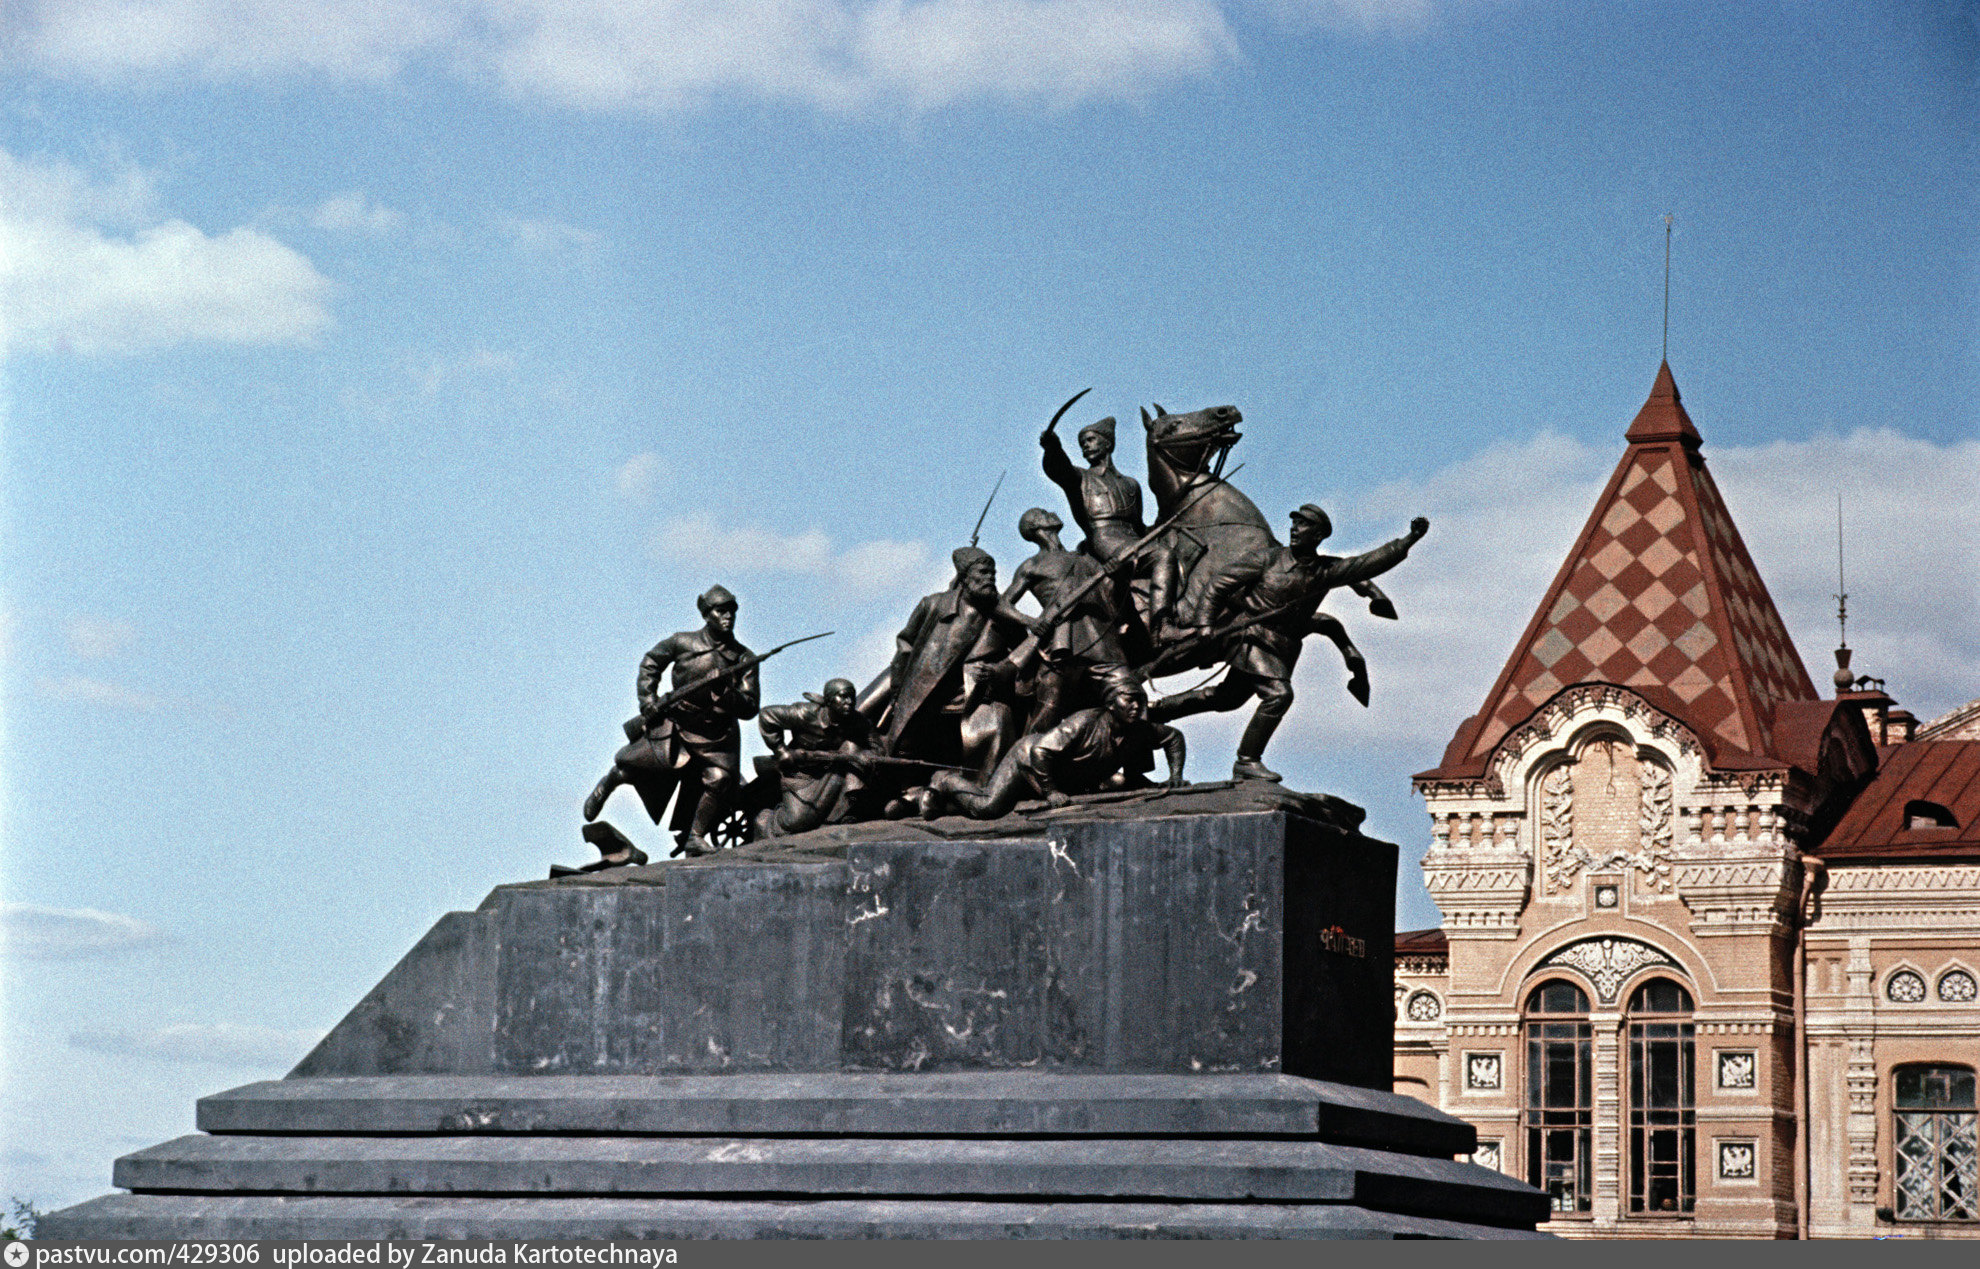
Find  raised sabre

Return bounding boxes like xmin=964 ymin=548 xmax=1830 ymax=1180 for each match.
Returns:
xmin=968 ymin=469 xmax=1007 ymax=549
xmin=1042 ymin=387 xmax=1093 ymax=436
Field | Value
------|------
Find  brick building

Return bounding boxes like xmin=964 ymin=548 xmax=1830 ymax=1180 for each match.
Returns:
xmin=1393 ymin=363 xmax=1978 ymax=1238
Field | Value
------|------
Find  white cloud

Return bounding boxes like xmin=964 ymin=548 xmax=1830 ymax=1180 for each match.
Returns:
xmin=65 ymin=615 xmax=137 ymax=660
xmin=652 ymin=515 xmax=941 ymax=602
xmin=615 ymin=452 xmax=664 ymax=500
xmin=310 ymin=190 xmax=404 ymax=234
xmin=1251 ymin=0 xmax=1444 ymax=33
xmin=498 ymin=214 xmax=598 ymax=254
xmin=1262 ymin=428 xmax=1980 ymax=768
xmin=1712 ymin=430 xmax=1980 ymax=723
xmin=37 ymin=673 xmax=166 ymax=711
xmin=0 ymin=148 xmax=334 ymax=356
xmin=18 ymin=0 xmax=466 ymax=81
xmin=1 ymin=903 xmax=166 ymax=959
xmin=15 ymin=0 xmax=1239 ymax=114
xmin=67 ymin=1023 xmax=326 ymax=1067
xmin=847 ymin=0 xmax=1237 ymax=111
xmin=654 ymin=516 xmax=835 ymax=574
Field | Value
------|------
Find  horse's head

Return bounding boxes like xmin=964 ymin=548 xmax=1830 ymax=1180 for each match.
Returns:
xmin=1143 ymin=403 xmax=1243 ymax=475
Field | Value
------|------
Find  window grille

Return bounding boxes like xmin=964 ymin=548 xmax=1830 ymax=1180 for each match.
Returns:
xmin=1628 ymin=978 xmax=1695 ymax=1215
xmin=1894 ymin=1066 xmax=1977 ymax=1222
xmin=1524 ymin=980 xmax=1592 ymax=1214
xmin=1888 ymin=970 xmax=1928 ymax=1003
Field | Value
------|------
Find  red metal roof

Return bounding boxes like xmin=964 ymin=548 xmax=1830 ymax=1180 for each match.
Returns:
xmin=1419 ymin=363 xmax=1819 ymax=781
xmin=1815 ymin=740 xmax=1980 ymax=861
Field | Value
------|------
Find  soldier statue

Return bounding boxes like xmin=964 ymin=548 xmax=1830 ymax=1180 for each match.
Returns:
xmin=1152 ymin=506 xmax=1429 ymax=783
xmin=876 ymin=546 xmax=1037 ymax=783
xmin=1040 ymin=411 xmax=1179 ymax=641
xmin=930 ymin=673 xmax=1186 ymax=819
xmin=1003 ymin=507 xmax=1130 ymax=734
xmin=581 ymin=585 xmax=760 ymax=858
xmin=755 ymin=677 xmax=880 ymax=837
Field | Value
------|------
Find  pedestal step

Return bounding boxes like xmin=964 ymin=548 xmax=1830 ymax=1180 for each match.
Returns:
xmin=36 ymin=1074 xmax=1549 ymax=1238
xmin=196 ymin=1073 xmax=1473 ymax=1157
xmin=115 ymin=1133 xmax=1539 ymax=1227
xmin=46 ymin=1195 xmax=1550 ymax=1240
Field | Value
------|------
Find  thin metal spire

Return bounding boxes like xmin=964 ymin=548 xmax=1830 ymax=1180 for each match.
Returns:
xmin=1662 ymin=214 xmax=1673 ymax=363
xmin=1834 ymin=492 xmax=1848 ymax=651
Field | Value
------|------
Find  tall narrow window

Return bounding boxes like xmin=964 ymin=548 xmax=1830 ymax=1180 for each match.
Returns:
xmin=1525 ymin=980 xmax=1593 ymax=1214
xmin=1894 ymin=1065 xmax=1977 ymax=1221
xmin=1628 ymin=978 xmax=1695 ymax=1214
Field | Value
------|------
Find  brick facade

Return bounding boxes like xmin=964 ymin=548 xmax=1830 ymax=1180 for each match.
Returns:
xmin=1394 ymin=364 xmax=1979 ymax=1239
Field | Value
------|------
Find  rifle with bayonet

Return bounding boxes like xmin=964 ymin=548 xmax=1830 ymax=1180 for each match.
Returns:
xmin=779 ymin=748 xmax=973 ymax=774
xmin=1137 ymin=589 xmax=1320 ymax=680
xmin=622 ymin=630 xmax=834 ymax=742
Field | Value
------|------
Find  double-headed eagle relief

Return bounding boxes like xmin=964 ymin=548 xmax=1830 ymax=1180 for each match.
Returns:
xmin=570 ymin=394 xmax=1428 ymax=870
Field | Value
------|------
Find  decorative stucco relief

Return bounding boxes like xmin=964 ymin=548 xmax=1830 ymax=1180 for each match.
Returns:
xmin=1540 ymin=936 xmax=1680 ymax=1003
xmin=1482 ymin=683 xmax=1704 ymax=799
xmin=1537 ymin=743 xmax=1675 ymax=893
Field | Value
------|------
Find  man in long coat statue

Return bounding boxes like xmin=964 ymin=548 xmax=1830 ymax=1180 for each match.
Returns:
xmin=875 ymin=547 xmax=1035 ymax=782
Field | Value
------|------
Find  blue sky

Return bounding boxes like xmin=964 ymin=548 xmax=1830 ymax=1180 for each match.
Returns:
xmin=3 ymin=0 xmax=1976 ymax=1211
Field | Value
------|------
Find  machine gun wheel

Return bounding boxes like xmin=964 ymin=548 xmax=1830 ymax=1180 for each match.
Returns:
xmin=709 ymin=805 xmax=757 ymax=850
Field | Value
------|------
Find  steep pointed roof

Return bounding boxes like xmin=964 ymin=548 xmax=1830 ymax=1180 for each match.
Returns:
xmin=1422 ymin=363 xmax=1819 ymax=780
xmin=1623 ymin=360 xmax=1702 ymax=445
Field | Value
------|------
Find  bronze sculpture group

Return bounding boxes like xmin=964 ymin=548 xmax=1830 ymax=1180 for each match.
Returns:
xmin=573 ymin=397 xmax=1428 ymax=868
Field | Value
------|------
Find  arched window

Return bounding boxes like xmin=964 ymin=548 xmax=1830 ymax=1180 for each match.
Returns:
xmin=1627 ymin=978 xmax=1695 ymax=1215
xmin=1524 ymin=980 xmax=1592 ymax=1214
xmin=1894 ymin=1065 xmax=1977 ymax=1221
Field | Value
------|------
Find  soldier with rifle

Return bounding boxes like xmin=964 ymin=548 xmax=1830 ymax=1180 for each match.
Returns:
xmin=579 ymin=586 xmax=782 ymax=860
xmin=755 ymin=677 xmax=882 ymax=837
xmin=1150 ymin=506 xmax=1429 ymax=783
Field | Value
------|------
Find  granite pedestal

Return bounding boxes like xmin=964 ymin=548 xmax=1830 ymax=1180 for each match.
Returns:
xmin=43 ymin=785 xmax=1549 ymax=1239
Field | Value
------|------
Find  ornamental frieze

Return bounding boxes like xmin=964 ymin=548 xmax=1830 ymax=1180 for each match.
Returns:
xmin=1540 ymin=936 xmax=1680 ymax=1003
xmin=1483 ymin=683 xmax=1703 ymax=798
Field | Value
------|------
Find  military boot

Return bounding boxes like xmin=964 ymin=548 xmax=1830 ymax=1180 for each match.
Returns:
xmin=1232 ymin=710 xmax=1285 ymax=782
xmin=582 ymin=768 xmax=624 ymax=822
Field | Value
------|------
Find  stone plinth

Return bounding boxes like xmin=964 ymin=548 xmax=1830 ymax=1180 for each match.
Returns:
xmin=295 ymin=784 xmax=1396 ymax=1088
xmin=42 ymin=785 xmax=1554 ymax=1239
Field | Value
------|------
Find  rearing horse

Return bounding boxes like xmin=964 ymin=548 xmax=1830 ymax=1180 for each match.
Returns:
xmin=1138 ymin=402 xmax=1376 ymax=699
xmin=1141 ymin=403 xmax=1277 ymax=625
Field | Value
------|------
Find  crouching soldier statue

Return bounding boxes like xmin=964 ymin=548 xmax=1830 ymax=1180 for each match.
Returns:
xmin=929 ymin=674 xmax=1185 ymax=819
xmin=755 ymin=677 xmax=880 ymax=838
xmin=580 ymin=585 xmax=760 ymax=860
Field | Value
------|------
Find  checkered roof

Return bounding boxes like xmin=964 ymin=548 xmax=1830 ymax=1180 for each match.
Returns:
xmin=1460 ymin=363 xmax=1818 ymax=770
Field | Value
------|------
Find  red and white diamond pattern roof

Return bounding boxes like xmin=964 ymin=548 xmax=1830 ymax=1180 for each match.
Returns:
xmin=1453 ymin=363 xmax=1818 ymax=772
